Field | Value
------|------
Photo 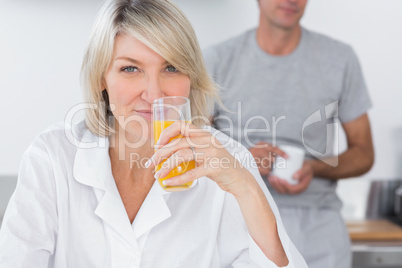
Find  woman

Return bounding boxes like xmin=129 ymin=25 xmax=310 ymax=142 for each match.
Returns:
xmin=0 ymin=0 xmax=306 ymax=267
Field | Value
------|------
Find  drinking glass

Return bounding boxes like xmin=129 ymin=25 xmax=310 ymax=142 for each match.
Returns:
xmin=152 ymin=96 xmax=195 ymax=191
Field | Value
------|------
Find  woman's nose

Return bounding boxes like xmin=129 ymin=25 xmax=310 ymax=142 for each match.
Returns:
xmin=141 ymin=76 xmax=164 ymax=103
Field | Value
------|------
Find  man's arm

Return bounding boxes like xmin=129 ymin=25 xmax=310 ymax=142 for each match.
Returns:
xmin=268 ymin=113 xmax=374 ymax=194
xmin=310 ymin=113 xmax=374 ymax=180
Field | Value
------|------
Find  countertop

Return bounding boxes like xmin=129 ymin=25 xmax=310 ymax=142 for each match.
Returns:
xmin=347 ymin=219 xmax=402 ymax=241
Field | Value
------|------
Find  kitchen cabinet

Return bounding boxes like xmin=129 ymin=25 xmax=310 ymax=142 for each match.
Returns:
xmin=347 ymin=220 xmax=402 ymax=268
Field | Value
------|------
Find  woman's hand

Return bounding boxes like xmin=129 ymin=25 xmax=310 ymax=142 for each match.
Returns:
xmin=145 ymin=121 xmax=250 ymax=195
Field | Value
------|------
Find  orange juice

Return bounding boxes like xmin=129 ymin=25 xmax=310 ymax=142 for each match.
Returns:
xmin=153 ymin=120 xmax=195 ymax=191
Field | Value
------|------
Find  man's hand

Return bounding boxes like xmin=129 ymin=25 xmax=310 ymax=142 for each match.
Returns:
xmin=249 ymin=142 xmax=287 ymax=177
xmin=268 ymin=161 xmax=314 ymax=195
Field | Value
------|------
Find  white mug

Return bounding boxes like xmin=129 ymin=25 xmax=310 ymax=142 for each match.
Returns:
xmin=271 ymin=145 xmax=305 ymax=185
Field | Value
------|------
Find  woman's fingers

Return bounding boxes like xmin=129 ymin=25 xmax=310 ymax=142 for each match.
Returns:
xmin=162 ymin=166 xmax=204 ymax=186
xmin=148 ymin=124 xmax=211 ymax=169
xmin=148 ymin=122 xmax=244 ymax=192
xmin=147 ymin=138 xmax=191 ymax=168
xmin=147 ymin=136 xmax=209 ymax=169
xmin=154 ymin=121 xmax=187 ymax=148
xmin=155 ymin=121 xmax=208 ymax=148
xmin=155 ymin=148 xmax=195 ymax=179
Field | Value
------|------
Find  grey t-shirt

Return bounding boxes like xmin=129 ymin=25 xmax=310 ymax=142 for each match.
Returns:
xmin=204 ymin=28 xmax=372 ymax=209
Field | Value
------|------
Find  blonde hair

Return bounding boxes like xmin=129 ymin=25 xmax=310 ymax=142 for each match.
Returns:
xmin=81 ymin=0 xmax=219 ymax=137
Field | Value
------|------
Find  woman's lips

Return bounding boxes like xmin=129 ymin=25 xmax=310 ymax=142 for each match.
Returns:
xmin=135 ymin=110 xmax=153 ymax=120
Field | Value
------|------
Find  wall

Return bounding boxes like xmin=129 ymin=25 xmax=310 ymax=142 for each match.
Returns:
xmin=1 ymin=0 xmax=401 ymax=219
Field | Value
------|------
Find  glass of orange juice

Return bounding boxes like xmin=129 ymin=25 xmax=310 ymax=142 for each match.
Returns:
xmin=152 ymin=96 xmax=196 ymax=191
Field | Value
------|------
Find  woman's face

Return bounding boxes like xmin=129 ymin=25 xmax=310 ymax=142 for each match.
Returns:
xmin=103 ymin=33 xmax=191 ymax=144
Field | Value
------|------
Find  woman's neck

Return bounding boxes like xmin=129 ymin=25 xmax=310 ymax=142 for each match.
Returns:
xmin=108 ymin=126 xmax=154 ymax=183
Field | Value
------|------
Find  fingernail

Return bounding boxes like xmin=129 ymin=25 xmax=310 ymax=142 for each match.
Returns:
xmin=145 ymin=159 xmax=151 ymax=168
xmin=162 ymin=179 xmax=170 ymax=186
xmin=154 ymin=170 xmax=161 ymax=179
xmin=155 ymin=139 xmax=161 ymax=146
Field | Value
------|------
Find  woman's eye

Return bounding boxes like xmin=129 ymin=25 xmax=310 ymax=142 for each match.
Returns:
xmin=166 ymin=65 xmax=178 ymax=73
xmin=122 ymin=66 xmax=138 ymax=73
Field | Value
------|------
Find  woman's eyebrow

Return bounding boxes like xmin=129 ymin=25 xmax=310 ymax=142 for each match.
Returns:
xmin=114 ymin=56 xmax=142 ymax=64
xmin=114 ymin=56 xmax=170 ymax=65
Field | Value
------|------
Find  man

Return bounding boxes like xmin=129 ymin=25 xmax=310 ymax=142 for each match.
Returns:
xmin=204 ymin=0 xmax=374 ymax=267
